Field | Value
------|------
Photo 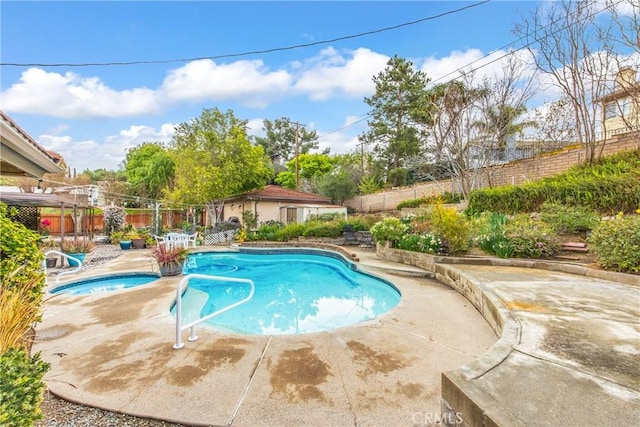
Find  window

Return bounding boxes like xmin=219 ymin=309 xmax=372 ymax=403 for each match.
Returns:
xmin=605 ymin=98 xmax=631 ymax=120
xmin=605 ymin=101 xmax=618 ymax=119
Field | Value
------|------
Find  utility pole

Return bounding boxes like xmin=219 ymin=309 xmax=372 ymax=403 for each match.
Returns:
xmin=291 ymin=120 xmax=306 ymax=190
xmin=295 ymin=121 xmax=300 ymax=190
xmin=356 ymin=141 xmax=365 ymax=175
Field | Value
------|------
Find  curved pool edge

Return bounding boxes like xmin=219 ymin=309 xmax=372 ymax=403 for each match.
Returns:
xmin=178 ymin=247 xmax=402 ymax=335
xmin=49 ymin=271 xmax=162 ymax=295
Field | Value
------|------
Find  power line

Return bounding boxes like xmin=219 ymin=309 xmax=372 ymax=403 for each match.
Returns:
xmin=314 ymin=0 xmax=621 ymax=145
xmin=0 ymin=1 xmax=491 ymax=68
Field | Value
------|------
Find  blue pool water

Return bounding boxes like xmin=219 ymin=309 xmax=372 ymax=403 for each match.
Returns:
xmin=176 ymin=251 xmax=401 ymax=335
xmin=51 ymin=273 xmax=160 ymax=295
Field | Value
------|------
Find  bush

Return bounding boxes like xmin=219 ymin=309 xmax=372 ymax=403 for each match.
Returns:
xmin=503 ymin=215 xmax=560 ymax=258
xmin=254 ymin=223 xmax=285 ymax=241
xmin=1 ymin=270 xmax=44 ymax=352
xmin=276 ymin=223 xmax=307 ymax=241
xmin=539 ymin=201 xmax=600 ymax=234
xmin=302 ymin=222 xmax=342 ymax=238
xmin=397 ymin=233 xmax=443 ymax=255
xmin=370 ymin=218 xmax=410 ymax=246
xmin=428 ymin=203 xmax=473 ymax=255
xmin=0 ymin=204 xmax=44 ymax=302
xmin=0 ymin=347 xmax=49 ymax=426
xmin=588 ymin=214 xmax=640 ymax=273
xmin=475 ymin=212 xmax=513 ymax=258
xmin=396 ymin=192 xmax=462 ymax=210
xmin=102 ymin=206 xmax=127 ymax=236
xmin=467 ymin=150 xmax=640 ymax=215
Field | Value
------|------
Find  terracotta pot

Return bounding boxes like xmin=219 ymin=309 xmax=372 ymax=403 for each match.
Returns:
xmin=131 ymin=238 xmax=146 ymax=249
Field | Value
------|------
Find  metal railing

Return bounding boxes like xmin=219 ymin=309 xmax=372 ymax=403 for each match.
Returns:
xmin=173 ymin=273 xmax=255 ymax=349
xmin=43 ymin=250 xmax=83 ymax=284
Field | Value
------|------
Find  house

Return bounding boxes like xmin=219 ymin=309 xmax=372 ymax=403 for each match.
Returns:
xmin=0 ymin=111 xmax=86 ymax=235
xmin=596 ymin=67 xmax=640 ymax=136
xmin=0 ymin=110 xmax=64 ymax=177
xmin=223 ymin=185 xmax=347 ymax=226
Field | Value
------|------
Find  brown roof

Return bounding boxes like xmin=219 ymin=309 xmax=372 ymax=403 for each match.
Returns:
xmin=231 ymin=185 xmax=332 ymax=204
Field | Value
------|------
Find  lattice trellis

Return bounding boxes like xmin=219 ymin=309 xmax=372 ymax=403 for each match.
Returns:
xmin=204 ymin=229 xmax=237 ymax=245
xmin=8 ymin=206 xmax=39 ymax=232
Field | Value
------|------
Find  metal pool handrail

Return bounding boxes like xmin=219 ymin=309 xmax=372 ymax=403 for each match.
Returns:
xmin=43 ymin=250 xmax=83 ymax=284
xmin=173 ymin=273 xmax=255 ymax=349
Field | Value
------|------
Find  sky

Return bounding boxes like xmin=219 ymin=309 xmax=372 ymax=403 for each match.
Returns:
xmin=1 ymin=0 xmax=545 ymax=173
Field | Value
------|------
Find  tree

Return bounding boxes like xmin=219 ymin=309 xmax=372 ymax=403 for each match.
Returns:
xmin=123 ymin=143 xmax=175 ymax=199
xmin=253 ymin=117 xmax=321 ymax=169
xmin=516 ymin=0 xmax=637 ymax=164
xmin=425 ymin=79 xmax=485 ymax=198
xmin=169 ymin=108 xmax=274 ymax=224
xmin=275 ymin=153 xmax=334 ymax=190
xmin=359 ymin=55 xmax=432 ymax=186
xmin=315 ymin=169 xmax=358 ymax=205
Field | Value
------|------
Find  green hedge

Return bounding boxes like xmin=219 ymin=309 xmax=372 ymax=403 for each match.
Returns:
xmin=467 ymin=150 xmax=640 ymax=215
xmin=0 ymin=348 xmax=49 ymax=426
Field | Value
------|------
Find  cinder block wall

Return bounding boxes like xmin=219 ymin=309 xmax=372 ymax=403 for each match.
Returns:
xmin=345 ymin=133 xmax=639 ymax=213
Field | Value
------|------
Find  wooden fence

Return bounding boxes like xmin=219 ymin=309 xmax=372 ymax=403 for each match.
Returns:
xmin=40 ymin=211 xmax=199 ymax=235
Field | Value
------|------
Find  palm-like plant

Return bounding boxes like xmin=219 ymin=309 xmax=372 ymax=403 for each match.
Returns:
xmin=150 ymin=244 xmax=188 ymax=266
xmin=59 ymin=238 xmax=96 ymax=253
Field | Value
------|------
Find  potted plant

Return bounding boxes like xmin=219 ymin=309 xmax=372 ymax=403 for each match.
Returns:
xmin=39 ymin=238 xmax=59 ymax=267
xmin=129 ymin=231 xmax=149 ymax=249
xmin=60 ymin=237 xmax=96 ymax=267
xmin=151 ymin=244 xmax=188 ymax=276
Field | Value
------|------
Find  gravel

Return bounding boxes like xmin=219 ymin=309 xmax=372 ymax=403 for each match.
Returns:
xmin=36 ymin=392 xmax=185 ymax=427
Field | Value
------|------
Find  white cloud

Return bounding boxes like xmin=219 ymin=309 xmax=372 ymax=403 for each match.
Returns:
xmin=1 ymin=68 xmax=159 ymax=118
xmin=246 ymin=118 xmax=266 ymax=137
xmin=39 ymin=124 xmax=175 ymax=172
xmin=294 ymin=47 xmax=389 ymax=100
xmin=161 ymin=59 xmax=292 ymax=108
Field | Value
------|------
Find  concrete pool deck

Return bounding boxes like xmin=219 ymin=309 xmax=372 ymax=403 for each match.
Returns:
xmin=34 ymin=246 xmax=639 ymax=426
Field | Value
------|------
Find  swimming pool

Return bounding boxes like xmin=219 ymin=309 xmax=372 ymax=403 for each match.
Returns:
xmin=50 ymin=273 xmax=161 ymax=295
xmin=175 ymin=250 xmax=401 ymax=335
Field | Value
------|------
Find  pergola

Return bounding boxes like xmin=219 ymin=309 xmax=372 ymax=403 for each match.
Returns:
xmin=0 ymin=192 xmax=92 ymax=239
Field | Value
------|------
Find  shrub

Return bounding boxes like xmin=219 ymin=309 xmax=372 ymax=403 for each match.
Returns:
xmin=539 ymin=201 xmax=600 ymax=234
xmin=0 ymin=347 xmax=49 ymax=426
xmin=467 ymin=150 xmax=640 ymax=215
xmin=60 ymin=237 xmax=96 ymax=253
xmin=397 ymin=233 xmax=443 ymax=254
xmin=588 ymin=214 xmax=640 ymax=273
xmin=503 ymin=215 xmax=560 ymax=258
xmin=0 ymin=204 xmax=44 ymax=301
xmin=276 ymin=223 xmax=307 ymax=241
xmin=254 ymin=223 xmax=284 ymax=241
xmin=1 ymin=270 xmax=43 ymax=352
xmin=396 ymin=192 xmax=462 ymax=209
xmin=102 ymin=206 xmax=127 ymax=236
xmin=370 ymin=218 xmax=410 ymax=246
xmin=475 ymin=212 xmax=513 ymax=258
xmin=428 ymin=203 xmax=473 ymax=255
xmin=302 ymin=222 xmax=342 ymax=238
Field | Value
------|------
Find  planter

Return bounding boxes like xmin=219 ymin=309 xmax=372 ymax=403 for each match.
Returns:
xmin=131 ymin=238 xmax=146 ymax=249
xmin=119 ymin=240 xmax=132 ymax=250
xmin=160 ymin=263 xmax=183 ymax=277
xmin=66 ymin=253 xmax=86 ymax=267
xmin=45 ymin=258 xmax=57 ymax=268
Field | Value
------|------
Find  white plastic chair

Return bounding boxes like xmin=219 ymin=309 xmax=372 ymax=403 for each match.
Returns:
xmin=187 ymin=232 xmax=198 ymax=248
